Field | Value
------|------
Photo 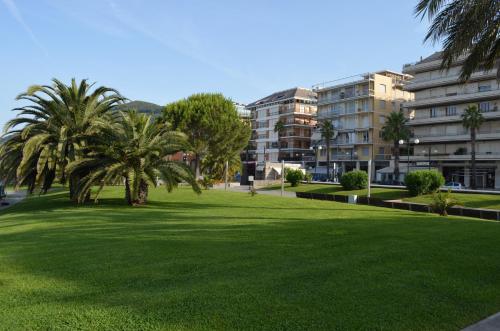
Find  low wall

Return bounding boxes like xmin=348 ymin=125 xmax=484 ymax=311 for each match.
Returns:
xmin=295 ymin=192 xmax=500 ymax=221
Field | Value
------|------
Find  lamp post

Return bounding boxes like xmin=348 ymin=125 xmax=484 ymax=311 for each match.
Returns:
xmin=422 ymin=146 xmax=438 ymax=170
xmin=398 ymin=138 xmax=419 ymax=176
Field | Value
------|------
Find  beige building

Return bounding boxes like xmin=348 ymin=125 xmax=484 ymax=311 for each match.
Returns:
xmin=402 ymin=52 xmax=500 ymax=189
xmin=246 ymin=88 xmax=317 ymax=178
xmin=312 ymin=71 xmax=413 ymax=180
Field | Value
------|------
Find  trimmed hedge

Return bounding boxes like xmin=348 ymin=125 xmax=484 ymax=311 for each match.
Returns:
xmin=405 ymin=170 xmax=445 ymax=196
xmin=340 ymin=170 xmax=368 ymax=190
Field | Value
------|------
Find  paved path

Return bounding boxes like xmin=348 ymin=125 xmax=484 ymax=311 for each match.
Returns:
xmin=462 ymin=312 xmax=500 ymax=331
xmin=0 ymin=190 xmax=27 ymax=211
xmin=213 ymin=185 xmax=296 ymax=198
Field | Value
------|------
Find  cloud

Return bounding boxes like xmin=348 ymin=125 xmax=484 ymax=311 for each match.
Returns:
xmin=2 ymin=0 xmax=48 ymax=56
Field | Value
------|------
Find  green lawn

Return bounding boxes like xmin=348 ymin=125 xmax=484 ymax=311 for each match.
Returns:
xmin=1 ymin=187 xmax=500 ymax=330
xmin=265 ymin=183 xmax=500 ymax=210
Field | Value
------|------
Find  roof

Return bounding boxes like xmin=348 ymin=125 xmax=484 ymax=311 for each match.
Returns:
xmin=246 ymin=87 xmax=316 ymax=108
xmin=416 ymin=51 xmax=443 ymax=65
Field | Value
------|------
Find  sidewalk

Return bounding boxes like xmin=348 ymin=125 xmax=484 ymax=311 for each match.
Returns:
xmin=0 ymin=190 xmax=27 ymax=211
xmin=214 ymin=184 xmax=296 ymax=198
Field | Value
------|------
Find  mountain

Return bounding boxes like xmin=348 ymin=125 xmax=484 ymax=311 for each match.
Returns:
xmin=116 ymin=100 xmax=163 ymax=116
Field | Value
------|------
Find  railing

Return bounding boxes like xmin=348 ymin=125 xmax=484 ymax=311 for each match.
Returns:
xmin=312 ymin=73 xmax=374 ymax=90
xmin=317 ymin=90 xmax=374 ymax=104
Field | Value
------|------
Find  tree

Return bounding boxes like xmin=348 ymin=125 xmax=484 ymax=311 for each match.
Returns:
xmin=416 ymin=0 xmax=500 ymax=81
xmin=68 ymin=111 xmax=200 ymax=205
xmin=273 ymin=120 xmax=286 ymax=161
xmin=320 ymin=120 xmax=335 ymax=180
xmin=162 ymin=93 xmax=249 ymax=180
xmin=381 ymin=111 xmax=410 ymax=183
xmin=461 ymin=105 xmax=484 ymax=189
xmin=2 ymin=78 xmax=125 ymax=199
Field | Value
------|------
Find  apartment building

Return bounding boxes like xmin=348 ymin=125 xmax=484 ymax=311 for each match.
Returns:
xmin=403 ymin=52 xmax=500 ymax=189
xmin=246 ymin=88 xmax=317 ymax=177
xmin=312 ymin=71 xmax=413 ymax=179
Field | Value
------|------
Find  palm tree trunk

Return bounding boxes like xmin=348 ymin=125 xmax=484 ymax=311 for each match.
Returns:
xmin=471 ymin=129 xmax=477 ymax=189
xmin=137 ymin=179 xmax=148 ymax=205
xmin=326 ymin=142 xmax=330 ymax=181
xmin=125 ymin=177 xmax=132 ymax=205
xmin=394 ymin=141 xmax=400 ymax=183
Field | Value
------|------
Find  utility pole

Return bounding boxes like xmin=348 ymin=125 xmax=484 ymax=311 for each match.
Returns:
xmin=224 ymin=160 xmax=228 ymax=191
xmin=281 ymin=159 xmax=285 ymax=196
xmin=367 ymin=159 xmax=372 ymax=198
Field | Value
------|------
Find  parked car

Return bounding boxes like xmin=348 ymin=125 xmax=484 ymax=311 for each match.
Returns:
xmin=442 ymin=182 xmax=463 ymax=190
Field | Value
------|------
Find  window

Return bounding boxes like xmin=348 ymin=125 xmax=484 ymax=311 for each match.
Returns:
xmin=446 ymin=106 xmax=457 ymax=116
xmin=362 ymin=147 xmax=369 ymax=156
xmin=379 ymin=84 xmax=387 ymax=93
xmin=362 ymin=131 xmax=369 ymax=142
xmin=379 ymin=115 xmax=386 ymax=124
xmin=379 ymin=100 xmax=386 ymax=109
xmin=479 ymin=102 xmax=490 ymax=112
xmin=379 ymin=147 xmax=385 ymax=155
xmin=430 ymin=107 xmax=437 ymax=118
xmin=478 ymin=84 xmax=491 ymax=92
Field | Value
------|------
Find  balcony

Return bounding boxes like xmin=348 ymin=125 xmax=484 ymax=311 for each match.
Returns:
xmin=317 ymin=90 xmax=374 ymax=105
xmin=415 ymin=128 xmax=500 ymax=143
xmin=409 ymin=107 xmax=500 ymax=126
xmin=403 ymin=89 xmax=500 ymax=108
xmin=404 ymin=70 xmax=497 ymax=92
xmin=409 ymin=153 xmax=500 ymax=161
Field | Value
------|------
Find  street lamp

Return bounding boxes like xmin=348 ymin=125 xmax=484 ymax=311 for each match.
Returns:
xmin=421 ymin=146 xmax=438 ymax=170
xmin=399 ymin=138 xmax=419 ymax=176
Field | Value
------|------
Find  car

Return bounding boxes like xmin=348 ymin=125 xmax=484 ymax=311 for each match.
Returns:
xmin=442 ymin=182 xmax=463 ymax=190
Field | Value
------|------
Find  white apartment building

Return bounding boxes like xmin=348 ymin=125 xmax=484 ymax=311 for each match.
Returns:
xmin=246 ymin=88 xmax=317 ymax=178
xmin=403 ymin=52 xmax=500 ymax=189
xmin=312 ymin=71 xmax=413 ymax=179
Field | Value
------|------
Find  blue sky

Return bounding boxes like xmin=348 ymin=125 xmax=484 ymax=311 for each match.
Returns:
xmin=0 ymin=0 xmax=439 ymax=129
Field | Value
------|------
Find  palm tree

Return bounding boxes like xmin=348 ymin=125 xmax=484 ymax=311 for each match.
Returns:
xmin=381 ymin=111 xmax=410 ymax=183
xmin=416 ymin=0 xmax=500 ymax=81
xmin=462 ymin=105 xmax=484 ymax=189
xmin=320 ymin=120 xmax=335 ymax=180
xmin=3 ymin=78 xmax=125 ymax=199
xmin=68 ymin=111 xmax=200 ymax=205
xmin=274 ymin=120 xmax=285 ymax=161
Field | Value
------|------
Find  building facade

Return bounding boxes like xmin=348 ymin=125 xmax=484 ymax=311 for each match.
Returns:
xmin=403 ymin=52 xmax=500 ymax=189
xmin=312 ymin=71 xmax=413 ymax=180
xmin=246 ymin=88 xmax=317 ymax=178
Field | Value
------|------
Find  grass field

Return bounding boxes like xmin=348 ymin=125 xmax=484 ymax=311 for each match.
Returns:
xmin=265 ymin=183 xmax=500 ymax=210
xmin=1 ymin=187 xmax=500 ymax=330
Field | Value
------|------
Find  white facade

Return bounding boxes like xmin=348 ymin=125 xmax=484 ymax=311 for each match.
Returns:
xmin=403 ymin=53 xmax=500 ymax=189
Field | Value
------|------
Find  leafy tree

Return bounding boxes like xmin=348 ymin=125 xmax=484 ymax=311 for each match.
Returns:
xmin=320 ymin=120 xmax=335 ymax=180
xmin=68 ymin=111 xmax=200 ymax=205
xmin=285 ymin=168 xmax=304 ymax=187
xmin=274 ymin=120 xmax=286 ymax=161
xmin=461 ymin=105 xmax=484 ymax=189
xmin=381 ymin=111 xmax=410 ymax=182
xmin=162 ymin=93 xmax=250 ymax=180
xmin=2 ymin=78 xmax=125 ymax=199
xmin=416 ymin=0 xmax=500 ymax=81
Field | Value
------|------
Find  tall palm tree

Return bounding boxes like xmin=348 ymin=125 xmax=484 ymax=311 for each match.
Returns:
xmin=381 ymin=111 xmax=410 ymax=183
xmin=320 ymin=120 xmax=335 ymax=180
xmin=68 ymin=111 xmax=200 ymax=205
xmin=416 ymin=0 xmax=500 ymax=81
xmin=3 ymin=78 xmax=125 ymax=199
xmin=274 ymin=120 xmax=286 ymax=161
xmin=462 ymin=105 xmax=484 ymax=189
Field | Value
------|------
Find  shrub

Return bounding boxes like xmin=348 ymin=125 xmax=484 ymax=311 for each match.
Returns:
xmin=405 ymin=170 xmax=445 ymax=196
xmin=304 ymin=172 xmax=313 ymax=183
xmin=340 ymin=170 xmax=368 ymax=190
xmin=285 ymin=169 xmax=304 ymax=187
xmin=430 ymin=189 xmax=461 ymax=216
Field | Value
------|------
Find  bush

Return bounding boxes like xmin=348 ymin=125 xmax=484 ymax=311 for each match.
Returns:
xmin=405 ymin=170 xmax=445 ymax=196
xmin=304 ymin=172 xmax=313 ymax=183
xmin=340 ymin=170 xmax=368 ymax=190
xmin=285 ymin=169 xmax=304 ymax=187
xmin=430 ymin=189 xmax=461 ymax=216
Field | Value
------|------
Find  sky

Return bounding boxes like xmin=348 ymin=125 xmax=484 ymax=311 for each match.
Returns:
xmin=0 ymin=0 xmax=440 ymax=129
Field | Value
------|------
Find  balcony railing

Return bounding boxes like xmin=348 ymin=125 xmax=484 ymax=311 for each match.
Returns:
xmin=312 ymin=73 xmax=374 ymax=91
xmin=403 ymin=89 xmax=500 ymax=108
xmin=317 ymin=90 xmax=374 ymax=105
